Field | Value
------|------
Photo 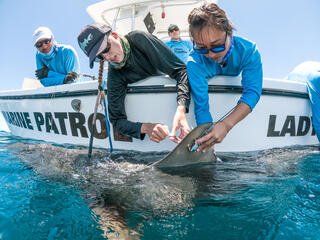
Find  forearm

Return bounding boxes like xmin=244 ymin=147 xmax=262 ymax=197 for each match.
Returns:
xmin=40 ymin=76 xmax=65 ymax=87
xmin=112 ymin=118 xmax=143 ymax=139
xmin=130 ymin=32 xmax=191 ymax=110
xmin=175 ymin=69 xmax=191 ymax=112
xmin=222 ymin=102 xmax=251 ymax=132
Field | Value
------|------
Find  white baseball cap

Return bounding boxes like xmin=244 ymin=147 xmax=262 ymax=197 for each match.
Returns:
xmin=33 ymin=26 xmax=53 ymax=45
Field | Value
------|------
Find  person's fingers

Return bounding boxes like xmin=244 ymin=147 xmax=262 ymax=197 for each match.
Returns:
xmin=152 ymin=131 xmax=164 ymax=141
xmin=169 ymin=135 xmax=181 ymax=144
xmin=198 ymin=139 xmax=216 ymax=152
xmin=159 ymin=124 xmax=170 ymax=135
xmin=178 ymin=127 xmax=190 ymax=140
xmin=195 ymin=131 xmax=213 ymax=145
xmin=197 ymin=132 xmax=218 ymax=152
xmin=150 ymin=124 xmax=169 ymax=142
xmin=150 ymin=135 xmax=160 ymax=143
xmin=169 ymin=122 xmax=179 ymax=137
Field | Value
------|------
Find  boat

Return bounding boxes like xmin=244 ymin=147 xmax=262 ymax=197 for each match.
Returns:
xmin=0 ymin=0 xmax=317 ymax=152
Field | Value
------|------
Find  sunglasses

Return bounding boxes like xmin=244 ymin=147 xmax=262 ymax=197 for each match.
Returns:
xmin=95 ymin=44 xmax=111 ymax=62
xmin=169 ymin=28 xmax=179 ymax=33
xmin=193 ymin=33 xmax=228 ymax=54
xmin=35 ymin=38 xmax=51 ymax=48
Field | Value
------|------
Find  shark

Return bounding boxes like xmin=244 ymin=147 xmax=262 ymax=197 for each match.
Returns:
xmin=8 ymin=143 xmax=203 ymax=239
xmin=152 ymin=122 xmax=217 ymax=168
xmin=6 ymin=123 xmax=219 ymax=239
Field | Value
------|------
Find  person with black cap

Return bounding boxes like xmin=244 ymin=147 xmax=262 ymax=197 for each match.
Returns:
xmin=78 ymin=23 xmax=191 ymax=143
xmin=165 ymin=24 xmax=192 ymax=63
xmin=33 ymin=26 xmax=81 ymax=87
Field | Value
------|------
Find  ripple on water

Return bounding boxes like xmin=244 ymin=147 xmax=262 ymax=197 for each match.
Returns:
xmin=1 ymin=134 xmax=320 ymax=239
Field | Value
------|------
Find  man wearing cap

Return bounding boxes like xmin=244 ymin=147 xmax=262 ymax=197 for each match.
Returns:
xmin=78 ymin=23 xmax=191 ymax=143
xmin=33 ymin=26 xmax=81 ymax=87
xmin=165 ymin=24 xmax=192 ymax=63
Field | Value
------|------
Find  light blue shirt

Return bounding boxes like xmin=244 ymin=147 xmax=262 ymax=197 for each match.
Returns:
xmin=165 ymin=39 xmax=193 ymax=63
xmin=285 ymin=61 xmax=320 ymax=141
xmin=187 ymin=36 xmax=263 ymax=125
xmin=36 ymin=44 xmax=81 ymax=87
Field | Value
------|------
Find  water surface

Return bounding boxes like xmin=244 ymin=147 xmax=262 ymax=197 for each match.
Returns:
xmin=0 ymin=131 xmax=319 ymax=239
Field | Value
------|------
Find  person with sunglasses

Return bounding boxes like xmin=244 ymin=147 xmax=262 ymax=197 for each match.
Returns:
xmin=187 ymin=3 xmax=263 ymax=152
xmin=164 ymin=24 xmax=192 ymax=63
xmin=77 ymin=23 xmax=191 ymax=144
xmin=33 ymin=26 xmax=81 ymax=87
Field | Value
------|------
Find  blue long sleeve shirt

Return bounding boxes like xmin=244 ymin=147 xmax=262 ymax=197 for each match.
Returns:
xmin=36 ymin=44 xmax=81 ymax=87
xmin=165 ymin=39 xmax=193 ymax=63
xmin=285 ymin=61 xmax=320 ymax=141
xmin=187 ymin=36 xmax=263 ymax=125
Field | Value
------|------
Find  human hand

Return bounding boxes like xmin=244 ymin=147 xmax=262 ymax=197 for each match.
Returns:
xmin=141 ymin=123 xmax=169 ymax=143
xmin=169 ymin=106 xmax=190 ymax=143
xmin=63 ymin=71 xmax=79 ymax=84
xmin=35 ymin=65 xmax=49 ymax=79
xmin=195 ymin=121 xmax=229 ymax=152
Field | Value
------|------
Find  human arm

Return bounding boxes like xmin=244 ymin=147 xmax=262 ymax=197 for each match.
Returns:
xmin=169 ymin=105 xmax=190 ymax=143
xmin=35 ymin=63 xmax=49 ymax=79
xmin=107 ymin=69 xmax=170 ymax=142
xmin=35 ymin=47 xmax=80 ymax=87
xmin=193 ymin=42 xmax=263 ymax=151
xmin=238 ymin=43 xmax=263 ymax=110
xmin=129 ymin=31 xmax=190 ymax=107
xmin=195 ymin=102 xmax=251 ymax=151
xmin=128 ymin=32 xmax=191 ymax=141
xmin=187 ymin=54 xmax=214 ymax=125
xmin=107 ymin=70 xmax=146 ymax=140
xmin=141 ymin=123 xmax=170 ymax=143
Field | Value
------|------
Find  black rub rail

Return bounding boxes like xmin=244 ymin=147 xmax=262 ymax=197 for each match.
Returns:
xmin=0 ymin=85 xmax=309 ymax=100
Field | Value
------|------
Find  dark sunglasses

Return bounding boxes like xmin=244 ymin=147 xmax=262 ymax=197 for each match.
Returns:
xmin=35 ymin=38 xmax=51 ymax=48
xmin=193 ymin=33 xmax=228 ymax=54
xmin=95 ymin=44 xmax=111 ymax=62
xmin=169 ymin=28 xmax=179 ymax=33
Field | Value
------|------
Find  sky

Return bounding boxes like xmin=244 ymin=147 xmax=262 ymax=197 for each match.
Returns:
xmin=0 ymin=0 xmax=319 ymax=129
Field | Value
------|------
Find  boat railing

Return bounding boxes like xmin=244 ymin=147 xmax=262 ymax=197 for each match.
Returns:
xmin=87 ymin=0 xmax=217 ymax=37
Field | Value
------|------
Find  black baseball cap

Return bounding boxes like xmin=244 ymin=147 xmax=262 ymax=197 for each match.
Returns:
xmin=78 ymin=23 xmax=112 ymax=68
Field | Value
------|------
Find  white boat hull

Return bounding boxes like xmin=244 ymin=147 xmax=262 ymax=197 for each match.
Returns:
xmin=0 ymin=76 xmax=317 ymax=152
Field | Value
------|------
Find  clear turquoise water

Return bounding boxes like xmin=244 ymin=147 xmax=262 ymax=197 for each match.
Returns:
xmin=0 ymin=130 xmax=319 ymax=240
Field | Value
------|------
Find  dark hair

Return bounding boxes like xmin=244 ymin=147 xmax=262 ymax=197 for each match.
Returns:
xmin=188 ymin=3 xmax=234 ymax=40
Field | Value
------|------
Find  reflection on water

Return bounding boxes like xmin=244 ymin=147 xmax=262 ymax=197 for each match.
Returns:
xmin=2 ymin=135 xmax=320 ymax=239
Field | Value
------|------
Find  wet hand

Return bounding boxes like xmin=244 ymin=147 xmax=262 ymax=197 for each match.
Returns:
xmin=195 ymin=121 xmax=229 ymax=152
xmin=169 ymin=106 xmax=190 ymax=143
xmin=142 ymin=123 xmax=169 ymax=143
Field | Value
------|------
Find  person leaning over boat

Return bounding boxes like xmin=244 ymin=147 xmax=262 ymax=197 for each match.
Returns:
xmin=187 ymin=3 xmax=263 ymax=151
xmin=77 ymin=23 xmax=191 ymax=143
xmin=164 ymin=24 xmax=192 ymax=64
xmin=33 ymin=26 xmax=81 ymax=87
xmin=285 ymin=61 xmax=320 ymax=142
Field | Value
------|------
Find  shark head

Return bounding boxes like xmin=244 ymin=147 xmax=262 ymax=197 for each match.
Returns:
xmin=79 ymin=33 xmax=93 ymax=55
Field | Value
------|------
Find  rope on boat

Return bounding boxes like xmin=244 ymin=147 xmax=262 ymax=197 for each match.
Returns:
xmin=88 ymin=60 xmax=113 ymax=158
xmin=102 ymin=79 xmax=113 ymax=154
